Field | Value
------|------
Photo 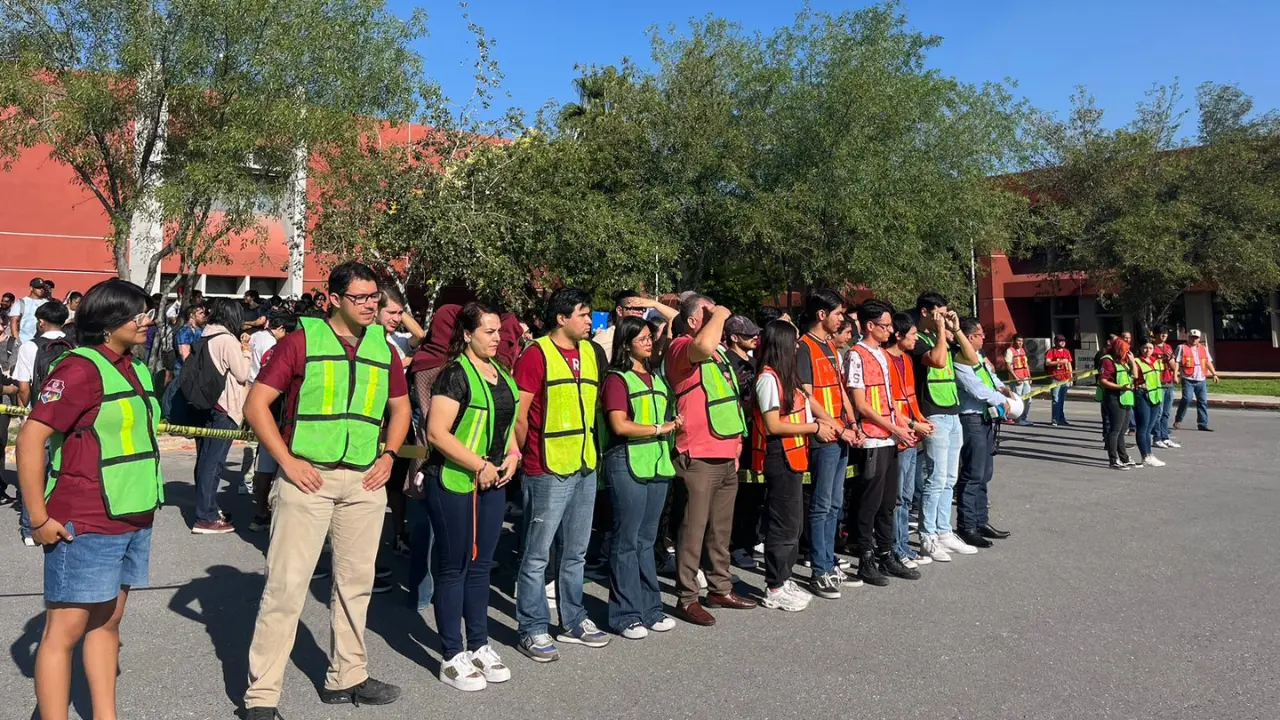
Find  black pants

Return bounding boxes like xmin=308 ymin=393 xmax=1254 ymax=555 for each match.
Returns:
xmin=1103 ymin=393 xmax=1133 ymax=464
xmin=0 ymin=412 xmax=11 ymax=494
xmin=762 ymin=448 xmax=804 ymax=589
xmin=850 ymin=446 xmax=898 ymax=554
xmin=956 ymin=414 xmax=994 ymax=531
xmin=730 ymin=481 xmax=765 ymax=553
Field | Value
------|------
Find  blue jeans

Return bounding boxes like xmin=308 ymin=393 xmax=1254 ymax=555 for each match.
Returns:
xmin=893 ymin=446 xmax=919 ymax=558
xmin=604 ymin=451 xmax=669 ymax=632
xmin=919 ymin=414 xmax=962 ymax=537
xmin=806 ymin=442 xmax=848 ymax=576
xmin=1050 ymin=383 xmax=1069 ymax=424
xmin=407 ymin=498 xmax=435 ymax=611
xmin=1134 ymin=398 xmax=1155 ymax=458
xmin=1156 ymin=385 xmax=1175 ymax=441
xmin=425 ymin=470 xmax=504 ymax=659
xmin=956 ymin=415 xmax=994 ymax=531
xmin=516 ymin=470 xmax=597 ymax=638
xmin=193 ymin=411 xmax=237 ymax=523
xmin=1176 ymin=379 xmax=1210 ymax=429
xmin=44 ymin=522 xmax=151 ymax=604
xmin=1014 ymin=380 xmax=1032 ymax=422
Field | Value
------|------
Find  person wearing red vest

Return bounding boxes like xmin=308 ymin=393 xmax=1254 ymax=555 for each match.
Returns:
xmin=797 ymin=289 xmax=860 ymax=599
xmin=1174 ymin=329 xmax=1218 ymax=431
xmin=886 ymin=312 xmax=935 ymax=567
xmin=1044 ymin=334 xmax=1074 ymax=426
xmin=1003 ymin=335 xmax=1034 ymax=426
xmin=844 ymin=299 xmax=921 ymax=587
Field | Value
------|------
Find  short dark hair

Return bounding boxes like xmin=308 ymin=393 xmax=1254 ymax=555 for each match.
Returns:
xmin=612 ymin=289 xmax=640 ymax=308
xmin=857 ymin=299 xmax=895 ymax=329
xmin=180 ymin=302 xmax=205 ymax=323
xmin=959 ymin=316 xmax=982 ymax=336
xmin=891 ymin=311 xmax=915 ymax=340
xmin=1 ymin=292 xmax=14 ymax=303
xmin=803 ymin=288 xmax=845 ymax=328
xmin=379 ymin=284 xmax=406 ymax=310
xmin=244 ymin=289 xmax=261 ymax=302
xmin=543 ymin=287 xmax=591 ymax=329
xmin=207 ymin=297 xmax=244 ymax=330
xmin=1012 ymin=333 xmax=1023 ymax=341
xmin=267 ymin=309 xmax=298 ymax=334
xmin=915 ymin=291 xmax=950 ymax=314
xmin=327 ymin=261 xmax=379 ymax=297
xmin=75 ymin=279 xmax=150 ymax=346
xmin=757 ymin=306 xmax=783 ymax=327
xmin=66 ymin=291 xmax=83 ymax=303
xmin=36 ymin=300 xmax=70 ymax=327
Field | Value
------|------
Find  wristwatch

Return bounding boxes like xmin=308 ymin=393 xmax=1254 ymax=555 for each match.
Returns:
xmin=380 ymin=449 xmax=398 ymax=461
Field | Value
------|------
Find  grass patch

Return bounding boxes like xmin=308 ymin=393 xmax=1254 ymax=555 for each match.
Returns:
xmin=1211 ymin=378 xmax=1280 ymax=397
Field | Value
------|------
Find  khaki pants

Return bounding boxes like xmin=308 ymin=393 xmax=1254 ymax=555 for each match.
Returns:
xmin=244 ymin=465 xmax=386 ymax=708
xmin=674 ymin=456 xmax=738 ymax=605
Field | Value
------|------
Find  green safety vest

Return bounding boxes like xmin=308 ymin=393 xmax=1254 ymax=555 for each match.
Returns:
xmin=1133 ymin=357 xmax=1164 ymax=406
xmin=535 ymin=336 xmax=599 ymax=476
xmin=1095 ymin=354 xmax=1134 ymax=408
xmin=608 ymin=369 xmax=676 ymax=482
xmin=47 ymin=348 xmax=163 ymax=518
xmin=678 ymin=348 xmax=746 ymax=439
xmin=917 ymin=332 xmax=959 ymax=408
xmin=290 ymin=316 xmax=392 ymax=470
xmin=440 ymin=355 xmax=519 ymax=493
xmin=975 ymin=356 xmax=998 ymax=391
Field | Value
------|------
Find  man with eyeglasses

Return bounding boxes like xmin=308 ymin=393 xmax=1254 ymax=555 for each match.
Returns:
xmin=242 ymin=261 xmax=412 ymax=717
xmin=593 ymin=290 xmax=676 ymax=363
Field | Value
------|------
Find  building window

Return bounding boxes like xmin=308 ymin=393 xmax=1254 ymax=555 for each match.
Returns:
xmin=1214 ymin=294 xmax=1273 ymax=341
xmin=249 ymin=277 xmax=283 ymax=297
xmin=205 ymin=275 xmax=242 ymax=296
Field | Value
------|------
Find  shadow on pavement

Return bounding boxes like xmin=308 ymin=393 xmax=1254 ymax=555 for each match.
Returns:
xmin=9 ymin=613 xmax=93 ymax=720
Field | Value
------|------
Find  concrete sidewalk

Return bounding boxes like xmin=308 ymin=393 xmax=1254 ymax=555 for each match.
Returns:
xmin=1063 ymin=386 xmax=1280 ymax=410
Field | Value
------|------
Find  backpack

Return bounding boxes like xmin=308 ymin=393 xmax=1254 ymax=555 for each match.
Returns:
xmin=177 ymin=332 xmax=230 ymax=411
xmin=31 ymin=335 xmax=76 ymax=407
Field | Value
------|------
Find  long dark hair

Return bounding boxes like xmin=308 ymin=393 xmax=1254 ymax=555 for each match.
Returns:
xmin=609 ymin=316 xmax=657 ymax=373
xmin=75 ymin=278 xmax=149 ymax=346
xmin=446 ymin=302 xmax=498 ymax=364
xmin=207 ymin=297 xmax=243 ymax=331
xmin=755 ymin=320 xmax=801 ymax=414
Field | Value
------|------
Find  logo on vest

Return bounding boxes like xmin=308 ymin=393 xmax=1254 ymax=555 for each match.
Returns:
xmin=39 ymin=378 xmax=65 ymax=404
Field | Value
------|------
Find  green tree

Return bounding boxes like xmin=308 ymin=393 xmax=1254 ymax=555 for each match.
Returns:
xmin=1020 ymin=82 xmax=1280 ymax=331
xmin=0 ymin=0 xmax=425 ymax=291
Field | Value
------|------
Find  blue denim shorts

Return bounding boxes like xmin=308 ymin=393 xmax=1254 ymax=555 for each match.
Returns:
xmin=43 ymin=522 xmax=152 ymax=604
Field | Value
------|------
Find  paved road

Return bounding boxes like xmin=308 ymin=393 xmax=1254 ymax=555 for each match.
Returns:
xmin=1 ymin=402 xmax=1278 ymax=720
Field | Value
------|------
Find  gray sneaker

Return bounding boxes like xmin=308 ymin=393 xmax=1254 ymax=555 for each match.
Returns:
xmin=518 ymin=634 xmax=560 ymax=663
xmin=557 ymin=619 xmax=610 ymax=648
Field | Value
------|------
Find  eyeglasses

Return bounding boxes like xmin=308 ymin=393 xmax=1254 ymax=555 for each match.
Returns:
xmin=869 ymin=321 xmax=893 ymax=330
xmin=342 ymin=291 xmax=383 ymax=306
xmin=634 ymin=336 xmax=654 ymax=345
xmin=620 ymin=305 xmax=646 ymax=314
xmin=132 ymin=309 xmax=157 ymax=325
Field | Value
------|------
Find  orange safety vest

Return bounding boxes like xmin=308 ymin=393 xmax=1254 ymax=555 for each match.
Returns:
xmin=750 ymin=367 xmax=810 ymax=473
xmin=800 ymin=334 xmax=845 ymax=422
xmin=851 ymin=344 xmax=893 ymax=440
xmin=887 ymin=352 xmax=922 ymax=451
xmin=1010 ymin=347 xmax=1031 ymax=381
xmin=1180 ymin=344 xmax=1209 ymax=377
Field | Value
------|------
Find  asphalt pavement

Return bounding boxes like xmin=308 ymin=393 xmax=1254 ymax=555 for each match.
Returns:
xmin=1 ymin=401 xmax=1277 ymax=720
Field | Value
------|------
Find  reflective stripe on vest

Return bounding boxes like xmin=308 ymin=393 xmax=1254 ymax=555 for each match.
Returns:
xmin=1134 ymin=357 xmax=1164 ymax=407
xmin=800 ymin=334 xmax=844 ymax=420
xmin=917 ymin=332 xmax=959 ymax=408
xmin=677 ymin=347 xmax=746 ymax=440
xmin=1181 ymin=344 xmax=1208 ymax=376
xmin=852 ymin=344 xmax=893 ymax=440
xmin=440 ymin=355 xmax=519 ymax=493
xmin=290 ymin=317 xmax=392 ymax=470
xmin=534 ymin=336 xmax=599 ymax=475
xmin=47 ymin=347 xmax=163 ymax=518
xmin=887 ymin=352 xmax=920 ymax=450
xmin=1095 ymin=354 xmax=1134 ymax=407
xmin=750 ymin=367 xmax=809 ymax=473
xmin=1010 ymin=347 xmax=1031 ymax=380
xmin=610 ymin=369 xmax=676 ymax=482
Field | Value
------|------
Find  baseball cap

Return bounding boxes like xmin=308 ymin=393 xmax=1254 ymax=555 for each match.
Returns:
xmin=29 ymin=277 xmax=46 ymax=289
xmin=1054 ymin=334 xmax=1067 ymax=342
xmin=724 ymin=315 xmax=761 ymax=339
xmin=1189 ymin=329 xmax=1203 ymax=338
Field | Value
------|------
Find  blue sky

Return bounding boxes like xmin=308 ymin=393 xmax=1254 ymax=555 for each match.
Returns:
xmin=401 ymin=0 xmax=1278 ymax=133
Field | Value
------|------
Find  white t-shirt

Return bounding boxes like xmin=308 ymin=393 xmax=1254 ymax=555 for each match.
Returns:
xmin=753 ymin=373 xmax=814 ymax=424
xmin=13 ymin=330 xmax=66 ymax=383
xmin=1174 ymin=343 xmax=1213 ymax=381
xmin=248 ymin=330 xmax=277 ymax=382
xmin=8 ymin=297 xmax=48 ymax=344
xmin=844 ymin=342 xmax=897 ymax=448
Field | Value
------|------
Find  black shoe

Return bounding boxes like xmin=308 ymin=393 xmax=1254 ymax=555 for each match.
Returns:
xmin=856 ymin=551 xmax=889 ymax=587
xmin=978 ymin=523 xmax=1011 ymax=540
xmin=1198 ymin=426 xmax=1213 ymax=432
xmin=319 ymin=677 xmax=401 ymax=706
xmin=957 ymin=529 xmax=993 ymax=549
xmin=245 ymin=707 xmax=280 ymax=720
xmin=877 ymin=552 xmax=921 ymax=580
xmin=372 ymin=577 xmax=394 ymax=594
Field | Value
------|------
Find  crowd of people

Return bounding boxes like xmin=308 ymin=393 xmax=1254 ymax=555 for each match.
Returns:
xmin=0 ymin=266 xmax=1226 ymax=720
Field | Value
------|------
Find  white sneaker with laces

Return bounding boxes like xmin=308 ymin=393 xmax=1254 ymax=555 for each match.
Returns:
xmin=762 ymin=586 xmax=807 ymax=612
xmin=783 ymin=579 xmax=813 ymax=603
xmin=440 ymin=652 xmax=486 ymax=691
xmin=939 ymin=532 xmax=978 ymax=555
xmin=913 ymin=554 xmax=933 ymax=566
xmin=469 ymin=644 xmax=511 ymax=683
xmin=1143 ymin=455 xmax=1166 ymax=467
xmin=649 ymin=616 xmax=676 ymax=632
xmin=899 ymin=555 xmax=919 ymax=569
xmin=1153 ymin=440 xmax=1169 ymax=449
xmin=921 ymin=535 xmax=951 ymax=562
xmin=621 ymin=622 xmax=649 ymax=640
xmin=1166 ymin=439 xmax=1182 ymax=448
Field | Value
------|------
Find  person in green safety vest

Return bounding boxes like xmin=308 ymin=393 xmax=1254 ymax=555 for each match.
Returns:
xmin=1097 ymin=337 xmax=1139 ymax=471
xmin=601 ymin=315 xmax=683 ymax=638
xmin=513 ymin=287 xmax=610 ymax=662
xmin=241 ymin=262 xmax=412 ymax=716
xmin=421 ymin=302 xmax=521 ymax=691
xmin=1132 ymin=340 xmax=1169 ymax=468
xmin=16 ymin=278 xmax=160 ymax=720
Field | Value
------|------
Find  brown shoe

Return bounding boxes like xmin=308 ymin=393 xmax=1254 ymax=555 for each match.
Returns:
xmin=192 ymin=519 xmax=235 ymax=535
xmin=705 ymin=591 xmax=758 ymax=610
xmin=676 ymin=601 xmax=716 ymax=626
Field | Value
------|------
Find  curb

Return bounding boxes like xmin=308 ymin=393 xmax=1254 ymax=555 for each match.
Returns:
xmin=1062 ymin=389 xmax=1279 ymax=412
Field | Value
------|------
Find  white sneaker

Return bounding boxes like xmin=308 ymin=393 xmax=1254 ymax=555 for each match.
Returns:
xmin=783 ymin=579 xmax=814 ymax=603
xmin=440 ymin=652 xmax=486 ymax=691
xmin=469 ymin=644 xmax=511 ymax=683
xmin=1166 ymin=440 xmax=1182 ymax=448
xmin=939 ymin=532 xmax=978 ymax=555
xmin=1153 ymin=440 xmax=1169 ymax=449
xmin=1143 ymin=455 xmax=1166 ymax=467
xmin=835 ymin=558 xmax=853 ymax=571
xmin=899 ymin=555 xmax=919 ymax=570
xmin=621 ymin=622 xmax=649 ymax=640
xmin=761 ymin=585 xmax=808 ymax=612
xmin=649 ymin=616 xmax=676 ymax=632
xmin=913 ymin=554 xmax=933 ymax=566
xmin=753 ymin=542 xmax=764 ymax=555
xmin=921 ymin=535 xmax=951 ymax=562
xmin=696 ymin=569 xmax=708 ymax=589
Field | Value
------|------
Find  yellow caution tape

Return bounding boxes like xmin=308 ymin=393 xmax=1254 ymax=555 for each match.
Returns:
xmin=1021 ymin=370 xmax=1098 ymax=399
